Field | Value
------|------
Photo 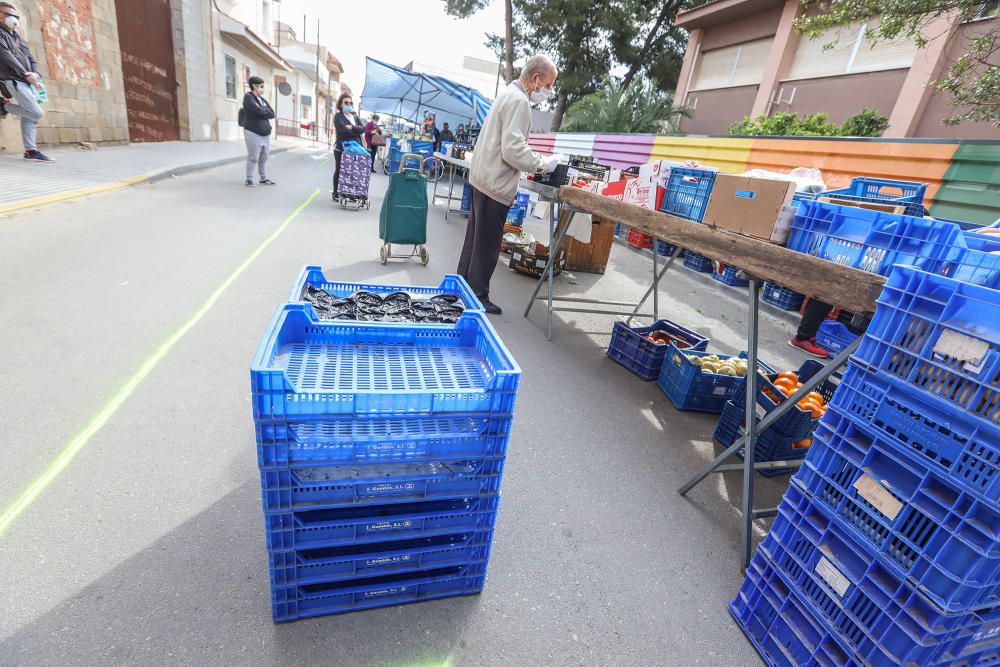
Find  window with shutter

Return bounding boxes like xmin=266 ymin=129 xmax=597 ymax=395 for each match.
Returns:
xmin=692 ymin=38 xmax=774 ymax=90
xmin=785 ymin=19 xmax=918 ymax=80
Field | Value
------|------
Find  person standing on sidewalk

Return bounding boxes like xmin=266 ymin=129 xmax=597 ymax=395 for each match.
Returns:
xmin=458 ymin=55 xmax=560 ymax=315
xmin=789 ymin=299 xmax=833 ymax=357
xmin=242 ymin=76 xmax=275 ymax=187
xmin=0 ymin=2 xmax=52 ymax=162
xmin=363 ymin=113 xmax=382 ymax=173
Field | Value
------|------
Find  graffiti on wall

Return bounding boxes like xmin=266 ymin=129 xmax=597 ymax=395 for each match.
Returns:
xmin=40 ymin=0 xmax=100 ymax=87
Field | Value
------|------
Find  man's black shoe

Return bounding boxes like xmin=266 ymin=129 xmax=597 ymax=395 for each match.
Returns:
xmin=24 ymin=150 xmax=54 ymax=162
xmin=483 ymin=300 xmax=502 ymax=315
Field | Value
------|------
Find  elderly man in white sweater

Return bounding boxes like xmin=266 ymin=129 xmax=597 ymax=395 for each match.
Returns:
xmin=458 ymin=54 xmax=560 ymax=315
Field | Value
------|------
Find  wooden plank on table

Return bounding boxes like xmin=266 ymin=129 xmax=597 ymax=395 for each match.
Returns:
xmin=560 ymin=186 xmax=886 ymax=313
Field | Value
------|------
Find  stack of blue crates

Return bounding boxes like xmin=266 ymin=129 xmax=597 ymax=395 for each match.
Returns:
xmin=251 ymin=269 xmax=520 ymax=622
xmin=731 ymin=264 xmax=1000 ymax=664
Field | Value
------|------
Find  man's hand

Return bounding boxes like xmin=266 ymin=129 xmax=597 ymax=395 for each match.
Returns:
xmin=25 ymin=72 xmax=40 ymax=85
xmin=542 ymin=155 xmax=561 ymax=174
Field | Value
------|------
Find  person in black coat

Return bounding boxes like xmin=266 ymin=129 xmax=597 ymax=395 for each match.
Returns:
xmin=242 ymin=76 xmax=275 ymax=186
xmin=333 ymin=92 xmax=365 ymax=196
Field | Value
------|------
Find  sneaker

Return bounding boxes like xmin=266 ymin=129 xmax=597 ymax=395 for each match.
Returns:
xmin=259 ymin=178 xmax=276 ymax=185
xmin=245 ymin=179 xmax=253 ymax=187
xmin=24 ymin=149 xmax=54 ymax=162
xmin=483 ymin=300 xmax=502 ymax=315
xmin=788 ymin=336 xmax=829 ymax=358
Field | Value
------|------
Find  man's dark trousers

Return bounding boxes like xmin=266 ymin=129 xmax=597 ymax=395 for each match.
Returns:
xmin=457 ymin=186 xmax=509 ymax=301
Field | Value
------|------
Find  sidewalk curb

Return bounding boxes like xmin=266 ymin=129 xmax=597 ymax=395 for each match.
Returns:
xmin=0 ymin=146 xmax=294 ymax=216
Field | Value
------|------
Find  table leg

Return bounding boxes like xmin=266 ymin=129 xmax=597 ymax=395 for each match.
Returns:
xmin=445 ymin=165 xmax=456 ymax=222
xmin=625 ymin=246 xmax=680 ymax=326
xmin=652 ymin=247 xmax=659 ymax=321
xmin=741 ymin=279 xmax=761 ymax=570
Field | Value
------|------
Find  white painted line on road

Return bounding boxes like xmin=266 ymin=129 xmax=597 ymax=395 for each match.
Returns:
xmin=0 ymin=187 xmax=323 ymax=539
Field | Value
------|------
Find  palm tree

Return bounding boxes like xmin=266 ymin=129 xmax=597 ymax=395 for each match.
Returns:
xmin=560 ymin=76 xmax=691 ymax=134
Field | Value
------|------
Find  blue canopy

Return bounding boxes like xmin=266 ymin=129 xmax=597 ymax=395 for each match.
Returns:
xmin=361 ymin=57 xmax=492 ymax=129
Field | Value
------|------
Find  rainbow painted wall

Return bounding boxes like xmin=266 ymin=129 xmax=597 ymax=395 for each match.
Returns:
xmin=527 ymin=134 xmax=1000 ymax=225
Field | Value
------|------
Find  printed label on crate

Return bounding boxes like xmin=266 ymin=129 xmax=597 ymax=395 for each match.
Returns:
xmin=755 ymin=404 xmax=767 ymax=420
xmin=815 ymin=557 xmax=851 ymax=597
xmin=972 ymin=624 xmax=1000 ymax=644
xmin=933 ymin=329 xmax=989 ymax=372
xmin=365 ymin=442 xmax=421 ymax=455
xmin=713 ymin=386 xmax=728 ymax=396
xmin=853 ymin=474 xmax=903 ymax=520
xmin=364 ymin=519 xmax=415 ymax=533
xmin=364 ymin=586 xmax=409 ymax=599
xmin=362 ymin=481 xmax=418 ymax=496
xmin=365 ymin=554 xmax=413 ymax=568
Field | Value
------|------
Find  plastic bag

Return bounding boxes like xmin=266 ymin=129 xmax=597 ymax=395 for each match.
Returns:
xmin=739 ymin=167 xmax=826 ymax=194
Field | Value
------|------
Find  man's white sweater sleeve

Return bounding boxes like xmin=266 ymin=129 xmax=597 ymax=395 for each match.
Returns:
xmin=500 ymin=101 xmax=545 ymax=174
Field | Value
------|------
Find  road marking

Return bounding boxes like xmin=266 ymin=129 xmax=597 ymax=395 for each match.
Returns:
xmin=318 ymin=156 xmax=332 ymax=168
xmin=0 ymin=187 xmax=322 ymax=539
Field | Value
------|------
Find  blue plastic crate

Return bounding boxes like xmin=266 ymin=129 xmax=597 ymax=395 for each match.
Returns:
xmin=730 ymin=553 xmax=866 ymax=667
xmin=251 ymin=306 xmax=521 ymax=420
xmin=654 ymin=239 xmax=682 ymax=258
xmin=505 ymin=205 xmax=526 ymax=225
xmin=682 ymin=252 xmax=713 ymax=273
xmin=730 ymin=359 xmax=838 ymax=441
xmin=289 ymin=266 xmax=484 ymax=313
xmin=656 ymin=346 xmax=776 ymax=413
xmin=460 ymin=183 xmax=472 ymax=216
xmin=260 ymin=457 xmax=504 ymax=513
xmin=614 ymin=223 xmax=625 ymax=238
xmin=787 ymin=200 xmax=964 ymax=277
xmin=792 ymin=418 xmax=1000 ymax=614
xmin=264 ymin=496 xmax=500 ymax=552
xmin=271 ymin=562 xmax=487 ymax=622
xmin=941 ymin=232 xmax=1000 ymax=289
xmin=606 ymin=319 xmax=710 ymax=381
xmin=269 ymin=529 xmax=493 ymax=588
xmin=830 ymin=360 xmax=1000 ymax=504
xmin=854 ymin=265 xmax=1000 ymax=428
xmin=256 ymin=415 xmax=512 ymax=470
xmin=762 ymin=283 xmax=805 ymax=311
xmin=660 ymin=168 xmax=716 ymax=222
xmin=715 ymin=399 xmax=811 ymax=465
xmin=711 ymin=264 xmax=748 ymax=288
xmin=819 ymin=177 xmax=928 ymax=217
xmin=754 ymin=485 xmax=1000 ymax=664
xmin=815 ymin=320 xmax=859 ymax=358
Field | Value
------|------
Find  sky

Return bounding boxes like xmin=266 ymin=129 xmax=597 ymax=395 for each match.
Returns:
xmin=277 ymin=0 xmax=510 ymax=95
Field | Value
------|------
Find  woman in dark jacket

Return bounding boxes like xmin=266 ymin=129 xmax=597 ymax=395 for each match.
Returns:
xmin=333 ymin=92 xmax=365 ymax=196
xmin=242 ymin=76 xmax=276 ymax=186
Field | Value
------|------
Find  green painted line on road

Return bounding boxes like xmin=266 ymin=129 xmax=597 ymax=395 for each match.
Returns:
xmin=318 ymin=156 xmax=331 ymax=167
xmin=0 ymin=187 xmax=323 ymax=539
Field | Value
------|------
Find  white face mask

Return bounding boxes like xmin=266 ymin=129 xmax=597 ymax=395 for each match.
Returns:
xmin=529 ymin=84 xmax=552 ymax=104
xmin=4 ymin=15 xmax=19 ymax=30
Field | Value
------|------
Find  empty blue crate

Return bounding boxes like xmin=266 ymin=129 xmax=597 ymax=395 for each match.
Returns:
xmin=265 ymin=496 xmax=500 ymax=552
xmin=251 ymin=305 xmax=521 ymax=419
xmin=830 ymin=360 xmax=1000 ymax=504
xmin=289 ymin=266 xmax=483 ymax=313
xmin=762 ymin=283 xmax=804 ymax=311
xmin=819 ymin=177 xmax=928 ymax=217
xmin=730 ymin=359 xmax=838 ymax=441
xmin=660 ymin=168 xmax=716 ymax=222
xmin=683 ymin=252 xmax=713 ymax=273
xmin=606 ymin=319 xmax=709 ymax=381
xmin=260 ymin=458 xmax=505 ymax=513
xmin=792 ymin=417 xmax=1000 ymax=614
xmin=271 ymin=562 xmax=487 ymax=622
xmin=657 ymin=346 xmax=775 ymax=413
xmin=755 ymin=485 xmax=1000 ymax=665
xmin=787 ymin=200 xmax=964 ymax=277
xmin=942 ymin=231 xmax=1000 ymax=289
xmin=268 ymin=530 xmax=493 ymax=588
xmin=854 ymin=265 xmax=1000 ymax=429
xmin=256 ymin=414 xmax=513 ymax=469
xmin=815 ymin=320 xmax=859 ymax=357
xmin=711 ymin=264 xmax=748 ymax=288
xmin=654 ymin=239 xmax=682 ymax=258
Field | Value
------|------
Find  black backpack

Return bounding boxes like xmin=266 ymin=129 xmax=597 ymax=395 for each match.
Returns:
xmin=237 ymin=107 xmax=245 ymax=127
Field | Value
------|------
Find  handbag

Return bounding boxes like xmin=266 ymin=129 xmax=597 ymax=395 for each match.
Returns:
xmin=370 ymin=132 xmax=386 ymax=147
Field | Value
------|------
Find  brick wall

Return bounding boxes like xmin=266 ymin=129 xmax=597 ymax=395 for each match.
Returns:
xmin=0 ymin=0 xmax=129 ymax=152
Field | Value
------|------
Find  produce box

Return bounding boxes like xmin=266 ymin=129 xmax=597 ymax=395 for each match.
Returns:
xmin=730 ymin=360 xmax=838 ymax=440
xmin=703 ymin=174 xmax=796 ymax=242
xmin=657 ymin=346 xmax=776 ymax=413
xmin=509 ymin=247 xmax=565 ymax=278
xmin=607 ymin=320 xmax=710 ymax=381
xmin=626 ymin=228 xmax=653 ymax=249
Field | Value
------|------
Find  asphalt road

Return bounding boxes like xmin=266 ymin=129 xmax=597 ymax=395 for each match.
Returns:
xmin=0 ymin=148 xmax=811 ymax=666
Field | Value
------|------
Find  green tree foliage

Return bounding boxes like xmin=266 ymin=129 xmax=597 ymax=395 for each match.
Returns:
xmin=794 ymin=0 xmax=1000 ymax=127
xmin=560 ymin=76 xmax=691 ymax=133
xmin=728 ymin=108 xmax=890 ymax=136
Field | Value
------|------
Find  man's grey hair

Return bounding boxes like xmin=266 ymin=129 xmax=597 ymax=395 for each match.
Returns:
xmin=0 ymin=2 xmax=16 ymax=10
xmin=520 ymin=55 xmax=556 ymax=82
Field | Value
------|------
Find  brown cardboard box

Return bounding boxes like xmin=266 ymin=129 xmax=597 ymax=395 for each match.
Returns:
xmin=702 ymin=174 xmax=796 ymax=242
xmin=565 ymin=215 xmax=615 ymax=274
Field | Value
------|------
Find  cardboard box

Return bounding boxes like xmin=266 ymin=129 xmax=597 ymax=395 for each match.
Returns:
xmin=564 ymin=215 xmax=615 ymax=274
xmin=623 ymin=175 xmax=666 ymax=210
xmin=510 ymin=248 xmax=565 ymax=278
xmin=702 ymin=174 xmax=796 ymax=242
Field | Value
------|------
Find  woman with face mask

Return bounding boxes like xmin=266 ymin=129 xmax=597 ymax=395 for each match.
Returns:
xmin=333 ymin=93 xmax=365 ymax=197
